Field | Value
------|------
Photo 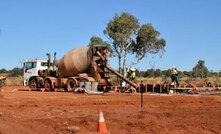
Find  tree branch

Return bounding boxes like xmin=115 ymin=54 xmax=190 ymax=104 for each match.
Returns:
xmin=126 ymin=40 xmax=132 ymax=49
xmin=113 ymin=45 xmax=120 ymax=55
xmin=127 ymin=53 xmax=147 ymax=72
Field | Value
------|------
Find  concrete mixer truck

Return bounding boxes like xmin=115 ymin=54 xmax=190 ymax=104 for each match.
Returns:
xmin=24 ymin=45 xmax=136 ymax=92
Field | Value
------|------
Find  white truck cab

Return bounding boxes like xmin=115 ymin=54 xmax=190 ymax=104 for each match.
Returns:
xmin=23 ymin=59 xmax=53 ymax=86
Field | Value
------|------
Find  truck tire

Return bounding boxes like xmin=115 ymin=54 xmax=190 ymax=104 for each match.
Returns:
xmin=44 ymin=79 xmax=52 ymax=91
xmin=29 ymin=78 xmax=38 ymax=89
xmin=67 ymin=79 xmax=77 ymax=92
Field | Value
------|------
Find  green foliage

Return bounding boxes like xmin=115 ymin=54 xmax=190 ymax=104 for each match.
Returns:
xmin=141 ymin=68 xmax=161 ymax=77
xmin=161 ymin=69 xmax=171 ymax=77
xmin=0 ymin=68 xmax=8 ymax=73
xmin=104 ymin=12 xmax=140 ymax=75
xmin=132 ymin=69 xmax=144 ymax=77
xmin=154 ymin=69 xmax=161 ymax=77
xmin=88 ymin=36 xmax=112 ymax=53
xmin=209 ymin=70 xmax=218 ymax=77
xmin=144 ymin=69 xmax=154 ymax=77
xmin=133 ymin=24 xmax=166 ymax=57
xmin=183 ymin=71 xmax=192 ymax=77
xmin=104 ymin=12 xmax=166 ymax=76
xmin=132 ymin=67 xmax=220 ymax=79
xmin=192 ymin=60 xmax=209 ymax=78
xmin=8 ymin=67 xmax=23 ymax=77
xmin=104 ymin=12 xmax=139 ymax=48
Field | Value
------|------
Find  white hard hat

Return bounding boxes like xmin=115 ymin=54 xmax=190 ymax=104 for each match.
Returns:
xmin=131 ymin=68 xmax=136 ymax=71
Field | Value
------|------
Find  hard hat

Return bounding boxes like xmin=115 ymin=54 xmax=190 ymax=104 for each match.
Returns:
xmin=131 ymin=68 xmax=136 ymax=71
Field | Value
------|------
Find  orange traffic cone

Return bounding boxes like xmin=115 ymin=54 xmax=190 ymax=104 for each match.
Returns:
xmin=98 ymin=109 xmax=108 ymax=133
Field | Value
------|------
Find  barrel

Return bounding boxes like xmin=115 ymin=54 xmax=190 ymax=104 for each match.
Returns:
xmin=57 ymin=47 xmax=92 ymax=77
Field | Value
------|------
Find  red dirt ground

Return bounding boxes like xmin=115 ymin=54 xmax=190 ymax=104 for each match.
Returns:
xmin=0 ymin=86 xmax=221 ymax=134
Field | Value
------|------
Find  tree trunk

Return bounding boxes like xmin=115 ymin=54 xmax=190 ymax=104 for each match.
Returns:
xmin=123 ymin=48 xmax=128 ymax=77
xmin=127 ymin=53 xmax=147 ymax=72
xmin=118 ymin=55 xmax=122 ymax=74
xmin=123 ymin=41 xmax=132 ymax=77
xmin=118 ymin=54 xmax=122 ymax=85
xmin=118 ymin=47 xmax=123 ymax=75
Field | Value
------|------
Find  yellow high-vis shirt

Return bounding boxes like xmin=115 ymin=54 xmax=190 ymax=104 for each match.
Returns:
xmin=131 ymin=72 xmax=136 ymax=77
xmin=171 ymin=70 xmax=177 ymax=75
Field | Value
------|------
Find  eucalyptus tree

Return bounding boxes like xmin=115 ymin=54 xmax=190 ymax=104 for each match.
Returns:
xmin=104 ymin=12 xmax=166 ymax=76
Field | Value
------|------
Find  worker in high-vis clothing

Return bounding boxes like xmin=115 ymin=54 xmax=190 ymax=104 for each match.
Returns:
xmin=171 ymin=66 xmax=179 ymax=87
xmin=129 ymin=68 xmax=136 ymax=82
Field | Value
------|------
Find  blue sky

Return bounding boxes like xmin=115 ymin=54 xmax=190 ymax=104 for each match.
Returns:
xmin=0 ymin=0 xmax=220 ymax=72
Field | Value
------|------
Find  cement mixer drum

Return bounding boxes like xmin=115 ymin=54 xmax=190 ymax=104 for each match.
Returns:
xmin=57 ymin=47 xmax=92 ymax=77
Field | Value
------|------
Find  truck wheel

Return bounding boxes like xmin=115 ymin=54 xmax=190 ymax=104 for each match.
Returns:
xmin=44 ymin=79 xmax=52 ymax=91
xmin=29 ymin=78 xmax=37 ymax=89
xmin=67 ymin=79 xmax=77 ymax=92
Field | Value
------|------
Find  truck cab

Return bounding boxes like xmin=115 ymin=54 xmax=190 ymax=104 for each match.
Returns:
xmin=23 ymin=59 xmax=53 ymax=86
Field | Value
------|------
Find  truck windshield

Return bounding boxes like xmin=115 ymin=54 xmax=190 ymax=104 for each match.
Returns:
xmin=25 ymin=62 xmax=37 ymax=70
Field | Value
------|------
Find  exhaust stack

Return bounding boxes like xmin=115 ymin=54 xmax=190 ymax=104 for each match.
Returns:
xmin=53 ymin=52 xmax=56 ymax=71
xmin=46 ymin=53 xmax=51 ymax=71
